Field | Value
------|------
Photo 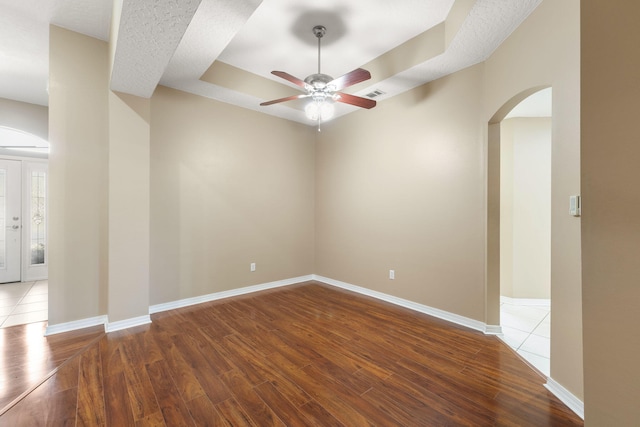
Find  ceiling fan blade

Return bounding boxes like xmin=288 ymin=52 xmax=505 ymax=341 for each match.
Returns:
xmin=271 ymin=71 xmax=307 ymax=89
xmin=329 ymin=68 xmax=371 ymax=91
xmin=336 ymin=92 xmax=376 ymax=109
xmin=260 ymin=94 xmax=309 ymax=106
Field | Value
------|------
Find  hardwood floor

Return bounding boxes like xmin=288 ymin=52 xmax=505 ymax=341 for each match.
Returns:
xmin=0 ymin=282 xmax=583 ymax=426
xmin=0 ymin=322 xmax=104 ymax=411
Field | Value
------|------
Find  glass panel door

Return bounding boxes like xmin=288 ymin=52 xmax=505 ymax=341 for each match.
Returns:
xmin=30 ymin=170 xmax=46 ymax=265
xmin=22 ymin=162 xmax=48 ymax=281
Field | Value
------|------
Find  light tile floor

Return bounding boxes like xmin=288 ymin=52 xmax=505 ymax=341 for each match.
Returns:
xmin=499 ymin=298 xmax=551 ymax=376
xmin=0 ymin=280 xmax=48 ymax=328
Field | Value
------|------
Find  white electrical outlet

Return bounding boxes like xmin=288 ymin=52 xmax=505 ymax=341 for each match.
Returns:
xmin=250 ymin=263 xmax=256 ymax=272
xmin=389 ymin=269 xmax=395 ymax=280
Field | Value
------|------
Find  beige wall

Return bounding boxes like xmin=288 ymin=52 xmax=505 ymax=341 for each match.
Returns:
xmin=149 ymin=86 xmax=315 ymax=305
xmin=46 ymin=0 xmax=585 ymax=410
xmin=581 ymin=1 xmax=640 ymax=425
xmin=0 ymin=98 xmax=48 ymax=140
xmin=48 ymin=26 xmax=315 ymax=325
xmin=317 ymin=0 xmax=581 ymax=400
xmin=48 ymin=25 xmax=109 ymax=324
xmin=107 ymin=92 xmax=150 ymax=323
xmin=499 ymin=121 xmax=514 ymax=298
xmin=316 ymin=64 xmax=487 ymax=321
xmin=500 ymin=117 xmax=551 ymax=299
xmin=485 ymin=0 xmax=582 ymax=399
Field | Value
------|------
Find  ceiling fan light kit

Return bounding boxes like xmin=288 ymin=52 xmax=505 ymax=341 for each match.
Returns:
xmin=260 ymin=25 xmax=376 ymax=130
xmin=304 ymin=99 xmax=335 ymax=121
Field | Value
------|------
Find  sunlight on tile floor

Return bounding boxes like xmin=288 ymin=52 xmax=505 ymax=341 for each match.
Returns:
xmin=0 ymin=281 xmax=48 ymax=328
xmin=499 ymin=298 xmax=550 ymax=376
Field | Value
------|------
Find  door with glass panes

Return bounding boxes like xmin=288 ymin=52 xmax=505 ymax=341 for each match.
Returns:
xmin=0 ymin=159 xmax=48 ymax=283
xmin=0 ymin=159 xmax=21 ymax=282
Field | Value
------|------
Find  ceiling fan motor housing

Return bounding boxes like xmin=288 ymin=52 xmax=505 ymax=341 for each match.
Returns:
xmin=304 ymin=73 xmax=334 ymax=89
xmin=304 ymin=73 xmax=337 ymax=102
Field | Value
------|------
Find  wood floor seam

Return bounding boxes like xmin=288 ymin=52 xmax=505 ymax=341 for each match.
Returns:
xmin=0 ymin=330 xmax=105 ymax=417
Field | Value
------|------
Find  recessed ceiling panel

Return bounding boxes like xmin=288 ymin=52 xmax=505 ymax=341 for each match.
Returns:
xmin=217 ymin=0 xmax=455 ymax=83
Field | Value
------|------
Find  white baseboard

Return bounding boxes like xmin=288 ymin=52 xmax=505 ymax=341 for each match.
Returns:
xmin=149 ymin=275 xmax=314 ymax=314
xmin=45 ymin=314 xmax=152 ymax=335
xmin=545 ymin=377 xmax=584 ymax=419
xmin=45 ymin=315 xmax=107 ymax=336
xmin=24 ymin=275 xmax=48 ymax=282
xmin=501 ymin=296 xmax=551 ymax=307
xmin=45 ymin=275 xmax=313 ymax=336
xmin=484 ymin=324 xmax=503 ymax=335
xmin=313 ymin=275 xmax=496 ymax=334
xmin=40 ymin=276 xmax=506 ymax=341
xmin=105 ymin=315 xmax=151 ymax=333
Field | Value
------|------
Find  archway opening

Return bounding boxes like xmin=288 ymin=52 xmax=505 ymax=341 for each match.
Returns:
xmin=488 ymin=87 xmax=552 ymax=375
xmin=0 ymin=126 xmax=49 ymax=156
xmin=0 ymin=126 xmax=49 ymax=329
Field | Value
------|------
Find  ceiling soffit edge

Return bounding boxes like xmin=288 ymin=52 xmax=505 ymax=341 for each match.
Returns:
xmin=188 ymin=11 xmax=453 ymax=123
xmin=162 ymin=0 xmax=543 ymax=126
xmin=110 ymin=0 xmax=202 ymax=98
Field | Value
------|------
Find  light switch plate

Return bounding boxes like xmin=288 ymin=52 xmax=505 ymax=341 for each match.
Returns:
xmin=569 ymin=195 xmax=581 ymax=216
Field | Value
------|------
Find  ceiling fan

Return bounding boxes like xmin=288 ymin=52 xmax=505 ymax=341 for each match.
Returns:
xmin=260 ymin=25 xmax=376 ymax=129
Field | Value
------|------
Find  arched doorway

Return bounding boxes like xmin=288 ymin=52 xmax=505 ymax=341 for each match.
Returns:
xmin=0 ymin=126 xmax=49 ymax=328
xmin=487 ymin=87 xmax=552 ymax=374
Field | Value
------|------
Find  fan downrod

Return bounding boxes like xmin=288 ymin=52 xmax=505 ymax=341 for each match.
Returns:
xmin=309 ymin=25 xmax=330 ymax=82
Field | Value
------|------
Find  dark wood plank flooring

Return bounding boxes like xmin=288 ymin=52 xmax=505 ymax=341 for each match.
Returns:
xmin=0 ymin=321 xmax=104 ymax=412
xmin=0 ymin=282 xmax=583 ymax=426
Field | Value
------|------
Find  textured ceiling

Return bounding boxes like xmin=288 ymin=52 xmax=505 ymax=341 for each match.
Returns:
xmin=160 ymin=0 xmax=263 ymax=87
xmin=0 ymin=0 xmax=543 ymax=126
xmin=110 ymin=0 xmax=202 ymax=97
xmin=0 ymin=0 xmax=111 ymax=106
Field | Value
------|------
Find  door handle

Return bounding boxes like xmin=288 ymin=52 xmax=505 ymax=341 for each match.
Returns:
xmin=7 ymin=225 xmax=19 ymax=230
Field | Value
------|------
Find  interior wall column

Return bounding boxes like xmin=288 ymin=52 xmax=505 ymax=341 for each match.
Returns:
xmin=47 ymin=25 xmax=109 ymax=330
xmin=581 ymin=1 xmax=640 ymax=423
xmin=106 ymin=92 xmax=150 ymax=329
xmin=104 ymin=0 xmax=151 ymax=330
